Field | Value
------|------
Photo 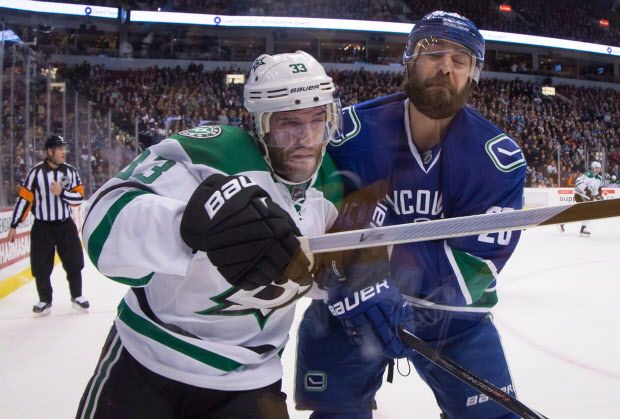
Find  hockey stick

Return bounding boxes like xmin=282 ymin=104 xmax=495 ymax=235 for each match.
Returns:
xmin=299 ymin=198 xmax=620 ymax=253
xmin=398 ymin=328 xmax=548 ymax=419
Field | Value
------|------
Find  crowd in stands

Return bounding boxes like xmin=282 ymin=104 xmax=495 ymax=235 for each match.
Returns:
xmin=3 ymin=61 xmax=619 ymax=206
xmin=38 ymin=0 xmax=620 ymax=47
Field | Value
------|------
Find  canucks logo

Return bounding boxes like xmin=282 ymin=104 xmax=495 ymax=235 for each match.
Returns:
xmin=330 ymin=106 xmax=360 ymax=147
xmin=484 ymin=134 xmax=526 ymax=172
xmin=179 ymin=126 xmax=222 ymax=139
xmin=304 ymin=371 xmax=327 ymax=392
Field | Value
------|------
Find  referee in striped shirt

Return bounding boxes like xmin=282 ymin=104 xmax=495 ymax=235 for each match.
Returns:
xmin=8 ymin=135 xmax=90 ymax=317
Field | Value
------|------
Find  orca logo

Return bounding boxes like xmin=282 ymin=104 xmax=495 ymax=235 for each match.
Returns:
xmin=485 ymin=134 xmax=526 ymax=173
xmin=304 ymin=371 xmax=327 ymax=391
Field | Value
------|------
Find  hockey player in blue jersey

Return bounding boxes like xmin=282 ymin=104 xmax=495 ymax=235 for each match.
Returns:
xmin=295 ymin=11 xmax=526 ymax=418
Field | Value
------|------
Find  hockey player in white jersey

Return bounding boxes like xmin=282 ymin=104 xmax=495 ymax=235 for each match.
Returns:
xmin=76 ymin=51 xmax=342 ymax=419
xmin=559 ymin=161 xmax=604 ymax=236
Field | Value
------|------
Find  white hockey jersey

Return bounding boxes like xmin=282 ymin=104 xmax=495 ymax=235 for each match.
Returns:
xmin=575 ymin=170 xmax=604 ymax=199
xmin=82 ymin=125 xmax=341 ymax=390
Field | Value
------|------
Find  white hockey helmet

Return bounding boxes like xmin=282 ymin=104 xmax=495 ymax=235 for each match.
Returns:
xmin=243 ymin=51 xmax=342 ymax=184
xmin=591 ymin=161 xmax=602 ymax=170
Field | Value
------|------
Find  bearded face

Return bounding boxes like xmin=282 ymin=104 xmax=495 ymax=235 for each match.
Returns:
xmin=404 ymin=38 xmax=476 ymax=119
xmin=404 ymin=67 xmax=472 ymax=120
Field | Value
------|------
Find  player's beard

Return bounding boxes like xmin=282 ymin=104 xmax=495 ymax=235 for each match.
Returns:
xmin=404 ymin=72 xmax=471 ymax=119
xmin=267 ymin=144 xmax=324 ymax=184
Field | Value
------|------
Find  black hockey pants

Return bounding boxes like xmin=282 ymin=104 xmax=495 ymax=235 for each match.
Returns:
xmin=30 ymin=218 xmax=84 ymax=303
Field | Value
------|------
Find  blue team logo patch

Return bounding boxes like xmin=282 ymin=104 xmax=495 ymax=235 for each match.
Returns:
xmin=484 ymin=134 xmax=526 ymax=172
xmin=304 ymin=371 xmax=327 ymax=391
xmin=330 ymin=107 xmax=360 ymax=147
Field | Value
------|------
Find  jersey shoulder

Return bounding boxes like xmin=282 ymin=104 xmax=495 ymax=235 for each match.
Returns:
xmin=60 ymin=162 xmax=79 ymax=172
xmin=446 ymin=107 xmax=526 ymax=179
xmin=331 ymin=92 xmax=406 ymax=149
xmin=327 ymin=93 xmax=406 ymax=190
xmin=169 ymin=125 xmax=269 ymax=175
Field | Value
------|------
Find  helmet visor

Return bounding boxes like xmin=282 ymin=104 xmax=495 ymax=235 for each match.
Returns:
xmin=263 ymin=101 xmax=342 ymax=148
xmin=408 ymin=37 xmax=474 ymax=68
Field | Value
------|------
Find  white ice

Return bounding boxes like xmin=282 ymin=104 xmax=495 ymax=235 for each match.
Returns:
xmin=1 ymin=219 xmax=619 ymax=419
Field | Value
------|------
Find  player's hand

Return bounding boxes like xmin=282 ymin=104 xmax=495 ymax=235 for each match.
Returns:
xmin=7 ymin=228 xmax=17 ymax=243
xmin=180 ymin=174 xmax=311 ymax=290
xmin=326 ymin=273 xmax=414 ymax=360
xmin=318 ymin=246 xmax=414 ymax=359
xmin=50 ymin=181 xmax=62 ymax=196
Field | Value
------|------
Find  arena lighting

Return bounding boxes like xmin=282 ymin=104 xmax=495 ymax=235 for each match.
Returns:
xmin=226 ymin=74 xmax=245 ymax=85
xmin=0 ymin=29 xmax=22 ymax=43
xmin=129 ymin=11 xmax=620 ymax=57
xmin=0 ymin=0 xmax=118 ymax=19
xmin=599 ymin=18 xmax=610 ymax=27
xmin=129 ymin=10 xmax=412 ymax=33
xmin=541 ymin=86 xmax=556 ymax=96
xmin=499 ymin=4 xmax=513 ymax=12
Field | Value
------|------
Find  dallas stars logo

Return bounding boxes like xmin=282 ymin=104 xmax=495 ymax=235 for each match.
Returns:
xmin=179 ymin=125 xmax=222 ymax=139
xmin=196 ymin=281 xmax=311 ymax=329
xmin=251 ymin=57 xmax=266 ymax=73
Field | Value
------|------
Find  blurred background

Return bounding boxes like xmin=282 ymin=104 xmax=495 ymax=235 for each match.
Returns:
xmin=1 ymin=0 xmax=620 ymax=206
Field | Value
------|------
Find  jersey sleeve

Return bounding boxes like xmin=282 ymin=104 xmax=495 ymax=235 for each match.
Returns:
xmin=61 ymin=167 xmax=84 ymax=206
xmin=574 ymin=173 xmax=590 ymax=198
xmin=10 ymin=167 xmax=38 ymax=228
xmin=82 ymin=139 xmax=203 ymax=286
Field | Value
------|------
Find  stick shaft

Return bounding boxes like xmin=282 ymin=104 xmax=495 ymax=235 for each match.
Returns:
xmin=300 ymin=199 xmax=620 ymax=253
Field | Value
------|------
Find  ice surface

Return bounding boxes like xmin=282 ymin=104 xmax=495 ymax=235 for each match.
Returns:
xmin=1 ymin=219 xmax=619 ymax=418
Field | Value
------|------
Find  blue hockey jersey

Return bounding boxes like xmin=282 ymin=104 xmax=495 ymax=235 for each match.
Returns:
xmin=328 ymin=93 xmax=526 ymax=312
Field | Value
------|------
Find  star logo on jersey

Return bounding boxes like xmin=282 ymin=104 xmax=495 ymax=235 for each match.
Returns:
xmin=195 ymin=281 xmax=311 ymax=329
xmin=179 ymin=125 xmax=222 ymax=139
xmin=251 ymin=57 xmax=266 ymax=73
xmin=484 ymin=134 xmax=526 ymax=172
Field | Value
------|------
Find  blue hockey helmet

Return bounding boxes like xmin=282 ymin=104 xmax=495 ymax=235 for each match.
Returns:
xmin=403 ymin=11 xmax=485 ymax=83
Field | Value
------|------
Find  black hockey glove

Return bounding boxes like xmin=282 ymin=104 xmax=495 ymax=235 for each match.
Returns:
xmin=180 ymin=174 xmax=311 ymax=290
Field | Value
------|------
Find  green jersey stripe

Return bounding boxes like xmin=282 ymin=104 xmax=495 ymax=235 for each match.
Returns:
xmin=451 ymin=248 xmax=499 ymax=305
xmin=87 ymin=190 xmax=151 ymax=268
xmin=107 ymin=272 xmax=154 ymax=287
xmin=117 ymin=300 xmax=242 ymax=372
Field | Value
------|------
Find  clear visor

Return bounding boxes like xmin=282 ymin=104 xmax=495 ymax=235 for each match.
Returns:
xmin=260 ymin=100 xmax=342 ymax=148
xmin=417 ymin=38 xmax=474 ymax=66
xmin=405 ymin=37 xmax=480 ymax=80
